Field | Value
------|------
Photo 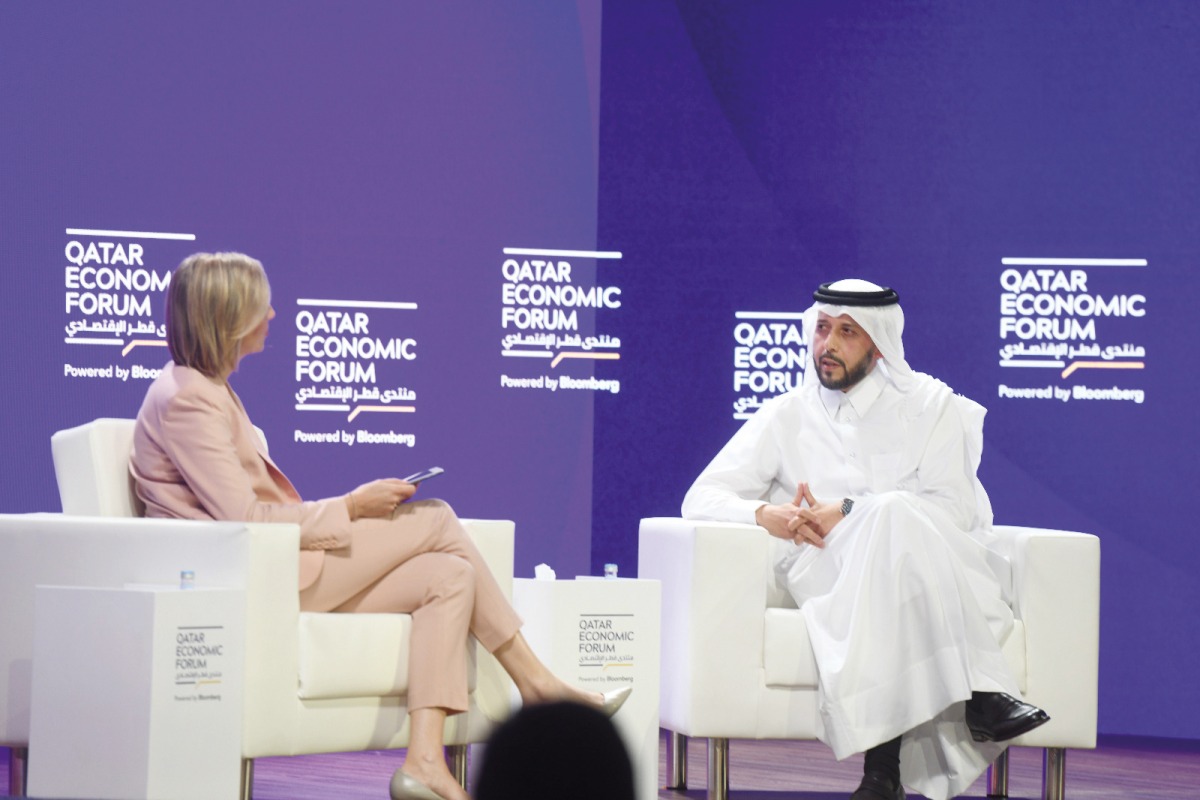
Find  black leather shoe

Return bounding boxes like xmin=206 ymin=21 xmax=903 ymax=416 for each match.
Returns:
xmin=965 ymin=692 xmax=1050 ymax=742
xmin=850 ymin=770 xmax=905 ymax=800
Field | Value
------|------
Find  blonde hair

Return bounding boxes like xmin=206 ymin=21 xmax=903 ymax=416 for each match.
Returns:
xmin=166 ymin=252 xmax=271 ymax=377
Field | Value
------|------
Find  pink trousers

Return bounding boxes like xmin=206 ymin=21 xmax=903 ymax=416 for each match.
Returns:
xmin=298 ymin=499 xmax=522 ymax=714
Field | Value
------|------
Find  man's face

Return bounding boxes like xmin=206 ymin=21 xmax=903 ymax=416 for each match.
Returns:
xmin=812 ymin=311 xmax=881 ymax=391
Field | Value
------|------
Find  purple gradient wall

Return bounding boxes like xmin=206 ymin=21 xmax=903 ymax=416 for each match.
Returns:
xmin=593 ymin=0 xmax=1199 ymax=740
xmin=2 ymin=2 xmax=606 ymax=577
xmin=3 ymin=0 xmax=1198 ymax=741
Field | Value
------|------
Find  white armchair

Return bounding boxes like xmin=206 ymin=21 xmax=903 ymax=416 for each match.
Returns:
xmin=0 ymin=418 xmax=515 ymax=798
xmin=638 ymin=517 xmax=1099 ymax=800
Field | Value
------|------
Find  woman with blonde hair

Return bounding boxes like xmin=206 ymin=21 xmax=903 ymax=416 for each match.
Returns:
xmin=130 ymin=253 xmax=628 ymax=800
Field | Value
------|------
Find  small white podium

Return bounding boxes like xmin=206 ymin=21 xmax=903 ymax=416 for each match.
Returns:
xmin=28 ymin=585 xmax=245 ymax=800
xmin=513 ymin=577 xmax=660 ymax=800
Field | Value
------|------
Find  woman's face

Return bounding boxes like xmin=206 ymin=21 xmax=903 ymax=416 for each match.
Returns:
xmin=239 ymin=305 xmax=276 ymax=357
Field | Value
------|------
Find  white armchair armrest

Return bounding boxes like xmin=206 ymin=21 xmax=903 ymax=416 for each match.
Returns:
xmin=997 ymin=525 xmax=1100 ymax=749
xmin=638 ymin=517 xmax=775 ymax=736
xmin=0 ymin=514 xmax=259 ymax=746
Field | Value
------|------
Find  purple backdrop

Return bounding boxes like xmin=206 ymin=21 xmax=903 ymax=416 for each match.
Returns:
xmin=593 ymin=0 xmax=1199 ymax=740
xmin=2 ymin=2 xmax=607 ymax=578
xmin=3 ymin=0 xmax=1198 ymax=742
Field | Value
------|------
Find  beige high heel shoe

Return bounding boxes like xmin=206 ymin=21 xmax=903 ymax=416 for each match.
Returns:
xmin=601 ymin=685 xmax=633 ymax=718
xmin=390 ymin=771 xmax=450 ymax=800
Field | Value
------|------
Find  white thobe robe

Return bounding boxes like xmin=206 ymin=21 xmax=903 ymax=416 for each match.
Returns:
xmin=682 ymin=365 xmax=1019 ymax=800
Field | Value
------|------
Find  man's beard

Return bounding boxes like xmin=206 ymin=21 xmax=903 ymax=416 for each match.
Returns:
xmin=815 ymin=350 xmax=876 ymax=391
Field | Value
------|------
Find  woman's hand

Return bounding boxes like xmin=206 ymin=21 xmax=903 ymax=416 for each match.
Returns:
xmin=345 ymin=479 xmax=417 ymax=520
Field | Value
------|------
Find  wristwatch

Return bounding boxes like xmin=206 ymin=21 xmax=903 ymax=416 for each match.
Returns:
xmin=840 ymin=497 xmax=855 ymax=517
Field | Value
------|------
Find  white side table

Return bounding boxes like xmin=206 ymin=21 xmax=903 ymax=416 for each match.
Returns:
xmin=28 ymin=585 xmax=245 ymax=800
xmin=513 ymin=577 xmax=660 ymax=800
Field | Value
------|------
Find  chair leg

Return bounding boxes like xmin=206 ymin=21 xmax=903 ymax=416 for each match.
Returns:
xmin=666 ymin=731 xmax=688 ymax=789
xmin=7 ymin=747 xmax=28 ymax=797
xmin=447 ymin=744 xmax=468 ymax=788
xmin=987 ymin=747 xmax=1010 ymax=798
xmin=240 ymin=758 xmax=254 ymax=800
xmin=707 ymin=737 xmax=729 ymax=800
xmin=1042 ymin=747 xmax=1065 ymax=800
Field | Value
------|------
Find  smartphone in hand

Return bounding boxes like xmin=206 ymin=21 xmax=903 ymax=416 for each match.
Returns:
xmin=402 ymin=466 xmax=445 ymax=484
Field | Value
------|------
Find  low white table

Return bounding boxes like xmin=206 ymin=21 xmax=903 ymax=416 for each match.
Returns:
xmin=28 ymin=585 xmax=245 ymax=800
xmin=513 ymin=577 xmax=661 ymax=800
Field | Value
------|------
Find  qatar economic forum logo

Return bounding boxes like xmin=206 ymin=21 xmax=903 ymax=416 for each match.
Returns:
xmin=498 ymin=246 xmax=623 ymax=395
xmin=730 ymin=310 xmax=807 ymax=420
xmin=997 ymin=256 xmax=1147 ymax=405
xmin=61 ymin=227 xmax=190 ymax=384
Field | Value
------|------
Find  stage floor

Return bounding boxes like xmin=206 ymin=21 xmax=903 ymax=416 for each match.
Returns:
xmin=4 ymin=731 xmax=1198 ymax=798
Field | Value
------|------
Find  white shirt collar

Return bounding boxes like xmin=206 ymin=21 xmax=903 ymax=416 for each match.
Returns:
xmin=819 ymin=362 xmax=887 ymax=420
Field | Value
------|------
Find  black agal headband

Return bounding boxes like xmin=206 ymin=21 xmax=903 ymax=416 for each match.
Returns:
xmin=813 ymin=282 xmax=900 ymax=307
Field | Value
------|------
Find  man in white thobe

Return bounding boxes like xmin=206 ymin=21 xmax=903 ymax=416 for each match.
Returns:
xmin=682 ymin=279 xmax=1049 ymax=800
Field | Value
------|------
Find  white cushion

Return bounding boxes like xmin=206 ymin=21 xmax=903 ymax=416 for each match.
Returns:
xmin=50 ymin=417 xmax=267 ymax=518
xmin=296 ymin=612 xmax=477 ymax=700
xmin=298 ymin=612 xmax=411 ymax=699
xmin=763 ymin=609 xmax=817 ymax=688
xmin=51 ymin=418 xmax=142 ymax=517
xmin=762 ymin=608 xmax=1027 ymax=694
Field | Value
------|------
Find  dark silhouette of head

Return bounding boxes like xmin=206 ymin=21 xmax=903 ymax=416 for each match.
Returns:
xmin=475 ymin=701 xmax=635 ymax=800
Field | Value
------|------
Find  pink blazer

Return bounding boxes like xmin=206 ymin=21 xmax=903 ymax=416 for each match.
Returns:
xmin=130 ymin=362 xmax=350 ymax=590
